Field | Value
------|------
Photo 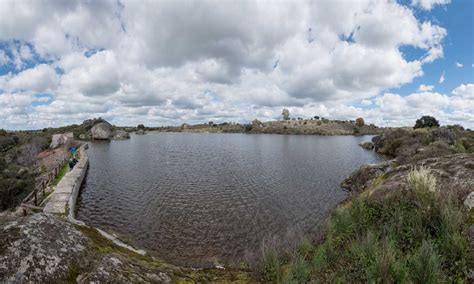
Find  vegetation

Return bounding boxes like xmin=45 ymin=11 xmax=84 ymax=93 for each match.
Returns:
xmin=356 ymin=117 xmax=365 ymax=127
xmin=373 ymin=126 xmax=474 ymax=164
xmin=263 ymin=167 xmax=470 ymax=283
xmin=52 ymin=162 xmax=70 ymax=187
xmin=282 ymin=109 xmax=290 ymax=120
xmin=0 ymin=132 xmax=49 ymax=210
xmin=414 ymin=115 xmax=440 ymax=129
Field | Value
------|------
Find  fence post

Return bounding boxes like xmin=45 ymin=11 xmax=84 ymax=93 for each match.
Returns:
xmin=34 ymin=188 xmax=37 ymax=206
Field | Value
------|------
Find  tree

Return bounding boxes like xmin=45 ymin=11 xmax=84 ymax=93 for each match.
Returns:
xmin=314 ymin=116 xmax=320 ymax=120
xmin=137 ymin=124 xmax=145 ymax=129
xmin=282 ymin=109 xmax=290 ymax=120
xmin=414 ymin=116 xmax=440 ymax=129
xmin=355 ymin=117 xmax=365 ymax=127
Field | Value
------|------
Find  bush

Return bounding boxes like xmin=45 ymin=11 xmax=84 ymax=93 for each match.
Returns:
xmin=0 ymin=136 xmax=19 ymax=152
xmin=414 ymin=116 xmax=440 ymax=129
xmin=356 ymin=117 xmax=365 ymax=127
xmin=410 ymin=241 xmax=442 ymax=283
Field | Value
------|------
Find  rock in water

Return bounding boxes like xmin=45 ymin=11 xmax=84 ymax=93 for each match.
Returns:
xmin=135 ymin=129 xmax=146 ymax=135
xmin=91 ymin=122 xmax=113 ymax=140
xmin=113 ymin=130 xmax=130 ymax=140
xmin=359 ymin=141 xmax=374 ymax=150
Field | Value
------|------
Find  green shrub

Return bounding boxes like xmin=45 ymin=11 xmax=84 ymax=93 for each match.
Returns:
xmin=286 ymin=255 xmax=310 ymax=283
xmin=409 ymin=240 xmax=442 ymax=283
xmin=262 ymin=250 xmax=282 ymax=282
xmin=328 ymin=207 xmax=355 ymax=247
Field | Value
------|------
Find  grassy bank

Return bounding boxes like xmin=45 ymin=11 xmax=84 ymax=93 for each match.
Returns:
xmin=263 ymin=166 xmax=471 ymax=282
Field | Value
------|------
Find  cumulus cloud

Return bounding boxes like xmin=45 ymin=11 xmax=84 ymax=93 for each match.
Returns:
xmin=452 ymin=84 xmax=474 ymax=98
xmin=0 ymin=0 xmax=469 ymax=129
xmin=0 ymin=64 xmax=59 ymax=93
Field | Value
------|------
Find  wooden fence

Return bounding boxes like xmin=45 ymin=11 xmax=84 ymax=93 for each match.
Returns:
xmin=22 ymin=156 xmax=68 ymax=207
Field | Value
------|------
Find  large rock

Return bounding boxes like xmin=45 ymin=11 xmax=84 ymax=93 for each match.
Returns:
xmin=50 ymin=132 xmax=73 ymax=149
xmin=359 ymin=141 xmax=374 ymax=150
xmin=343 ymin=153 xmax=474 ymax=200
xmin=91 ymin=122 xmax=113 ymax=140
xmin=465 ymin=192 xmax=474 ymax=210
xmin=113 ymin=130 xmax=130 ymax=140
xmin=342 ymin=160 xmax=393 ymax=193
xmin=135 ymin=129 xmax=146 ymax=135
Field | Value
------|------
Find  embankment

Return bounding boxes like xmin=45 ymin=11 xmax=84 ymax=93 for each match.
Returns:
xmin=43 ymin=144 xmax=88 ymax=220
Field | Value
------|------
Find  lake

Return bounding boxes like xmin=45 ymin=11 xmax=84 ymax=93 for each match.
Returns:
xmin=76 ymin=133 xmax=383 ymax=267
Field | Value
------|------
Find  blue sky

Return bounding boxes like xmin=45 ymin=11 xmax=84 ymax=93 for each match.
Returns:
xmin=393 ymin=0 xmax=473 ymax=95
xmin=0 ymin=0 xmax=472 ymax=130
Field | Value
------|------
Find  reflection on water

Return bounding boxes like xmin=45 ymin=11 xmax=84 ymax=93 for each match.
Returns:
xmin=76 ymin=133 xmax=382 ymax=266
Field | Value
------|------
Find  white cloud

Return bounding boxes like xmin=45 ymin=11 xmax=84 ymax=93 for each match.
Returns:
xmin=371 ymin=85 xmax=473 ymax=127
xmin=452 ymin=84 xmax=474 ymax=99
xmin=418 ymin=84 xmax=434 ymax=91
xmin=0 ymin=64 xmax=59 ymax=93
xmin=411 ymin=0 xmax=451 ymax=10
xmin=439 ymin=71 xmax=445 ymax=83
xmin=0 ymin=0 xmax=468 ymax=129
xmin=455 ymin=62 xmax=463 ymax=68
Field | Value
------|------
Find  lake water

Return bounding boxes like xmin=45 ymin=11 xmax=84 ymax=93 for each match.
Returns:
xmin=76 ymin=133 xmax=382 ymax=266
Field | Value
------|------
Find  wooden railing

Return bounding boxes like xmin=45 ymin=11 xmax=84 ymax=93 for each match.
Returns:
xmin=22 ymin=158 xmax=67 ymax=207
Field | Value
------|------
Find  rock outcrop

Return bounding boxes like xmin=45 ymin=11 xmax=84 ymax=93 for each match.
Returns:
xmin=113 ymin=130 xmax=130 ymax=140
xmin=342 ymin=154 xmax=474 ymax=200
xmin=50 ymin=132 xmax=73 ymax=149
xmin=359 ymin=141 xmax=374 ymax=150
xmin=90 ymin=122 xmax=113 ymax=140
xmin=0 ymin=213 xmax=255 ymax=282
xmin=342 ymin=160 xmax=393 ymax=193
xmin=465 ymin=192 xmax=474 ymax=210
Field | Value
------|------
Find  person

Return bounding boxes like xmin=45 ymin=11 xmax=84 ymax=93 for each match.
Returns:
xmin=68 ymin=158 xmax=75 ymax=170
xmin=68 ymin=157 xmax=78 ymax=170
xmin=70 ymin=146 xmax=77 ymax=157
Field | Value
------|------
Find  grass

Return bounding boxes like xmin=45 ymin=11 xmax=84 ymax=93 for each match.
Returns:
xmin=263 ymin=167 xmax=470 ymax=283
xmin=52 ymin=162 xmax=69 ymax=186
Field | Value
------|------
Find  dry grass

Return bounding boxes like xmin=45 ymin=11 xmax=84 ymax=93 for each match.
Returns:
xmin=407 ymin=166 xmax=437 ymax=193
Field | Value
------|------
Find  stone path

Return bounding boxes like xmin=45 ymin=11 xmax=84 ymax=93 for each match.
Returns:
xmin=43 ymin=145 xmax=88 ymax=215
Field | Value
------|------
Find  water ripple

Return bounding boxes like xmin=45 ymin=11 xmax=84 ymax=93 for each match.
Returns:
xmin=76 ymin=133 xmax=383 ymax=267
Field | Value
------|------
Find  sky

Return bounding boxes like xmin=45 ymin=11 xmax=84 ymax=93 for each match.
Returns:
xmin=0 ymin=0 xmax=472 ymax=130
